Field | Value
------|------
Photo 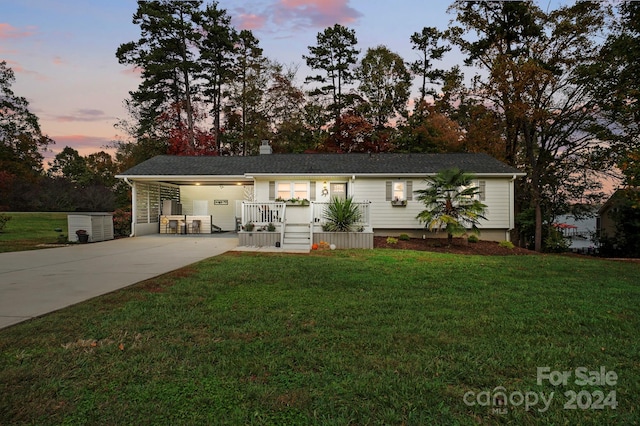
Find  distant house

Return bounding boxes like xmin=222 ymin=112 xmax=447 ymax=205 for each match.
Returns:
xmin=116 ymin=151 xmax=524 ymax=249
xmin=598 ymin=188 xmax=639 ymax=239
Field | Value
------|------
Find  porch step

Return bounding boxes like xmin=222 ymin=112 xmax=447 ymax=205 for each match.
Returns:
xmin=284 ymin=223 xmax=310 ymax=233
xmin=283 ymin=233 xmax=310 ymax=243
xmin=279 ymin=244 xmax=311 ymax=251
xmin=282 ymin=223 xmax=311 ymax=249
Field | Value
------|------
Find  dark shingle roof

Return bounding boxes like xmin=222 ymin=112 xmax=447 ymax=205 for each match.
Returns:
xmin=118 ymin=153 xmax=522 ymax=177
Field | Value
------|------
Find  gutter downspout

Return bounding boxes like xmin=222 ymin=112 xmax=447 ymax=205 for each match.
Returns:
xmin=507 ymin=174 xmax=517 ymax=242
xmin=124 ymin=178 xmax=136 ymax=237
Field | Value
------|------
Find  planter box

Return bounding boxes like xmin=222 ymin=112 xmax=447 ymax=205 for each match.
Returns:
xmin=239 ymin=231 xmax=280 ymax=247
xmin=313 ymin=231 xmax=373 ymax=249
xmin=284 ymin=201 xmax=310 ymax=206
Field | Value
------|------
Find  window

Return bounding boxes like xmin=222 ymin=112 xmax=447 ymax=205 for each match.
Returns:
xmin=293 ymin=182 xmax=307 ymax=199
xmin=392 ymin=182 xmax=405 ymax=201
xmin=330 ymin=183 xmax=346 ymax=199
xmin=386 ymin=181 xmax=413 ymax=202
xmin=277 ymin=182 xmax=291 ymax=200
xmin=276 ymin=181 xmax=309 ymax=200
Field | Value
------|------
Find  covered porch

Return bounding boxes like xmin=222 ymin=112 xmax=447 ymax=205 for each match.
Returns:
xmin=238 ymin=201 xmax=373 ymax=250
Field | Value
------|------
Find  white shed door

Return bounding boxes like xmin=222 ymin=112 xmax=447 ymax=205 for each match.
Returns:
xmin=193 ymin=200 xmax=208 ymax=215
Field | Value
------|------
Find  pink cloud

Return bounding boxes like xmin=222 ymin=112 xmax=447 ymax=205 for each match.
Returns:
xmin=3 ymin=59 xmax=46 ymax=80
xmin=236 ymin=13 xmax=267 ymax=30
xmin=120 ymin=65 xmax=143 ymax=78
xmin=274 ymin=0 xmax=362 ymax=28
xmin=49 ymin=135 xmax=115 ymax=157
xmin=52 ymin=109 xmax=113 ymax=123
xmin=0 ymin=23 xmax=36 ymax=40
xmin=52 ymin=56 xmax=64 ymax=65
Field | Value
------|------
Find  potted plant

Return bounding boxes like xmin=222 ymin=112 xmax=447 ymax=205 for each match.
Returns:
xmin=243 ymin=222 xmax=255 ymax=232
xmin=76 ymin=229 xmax=89 ymax=243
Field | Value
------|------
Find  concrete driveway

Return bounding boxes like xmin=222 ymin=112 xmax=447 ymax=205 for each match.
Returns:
xmin=0 ymin=235 xmax=238 ymax=329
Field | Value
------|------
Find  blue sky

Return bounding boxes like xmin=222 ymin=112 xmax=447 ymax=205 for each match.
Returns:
xmin=2 ymin=0 xmax=568 ymax=163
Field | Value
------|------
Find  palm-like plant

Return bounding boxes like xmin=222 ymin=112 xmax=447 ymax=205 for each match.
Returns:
xmin=415 ymin=168 xmax=487 ymax=244
xmin=323 ymin=196 xmax=362 ymax=232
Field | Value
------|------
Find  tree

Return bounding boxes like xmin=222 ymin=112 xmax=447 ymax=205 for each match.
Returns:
xmin=48 ymin=146 xmax=88 ymax=184
xmin=415 ymin=168 xmax=487 ymax=245
xmin=303 ymin=24 xmax=360 ymax=135
xmin=399 ymin=103 xmax=464 ymax=153
xmin=199 ymin=1 xmax=237 ymax=152
xmin=85 ymin=151 xmax=118 ymax=188
xmin=0 ymin=60 xmax=53 ymax=178
xmin=356 ymin=45 xmax=412 ymax=129
xmin=590 ymin=2 xmax=640 ymax=183
xmin=227 ymin=29 xmax=272 ymax=155
xmin=263 ymin=64 xmax=310 ymax=153
xmin=409 ymin=27 xmax=451 ymax=105
xmin=449 ymin=1 xmax=608 ymax=251
xmin=116 ymin=0 xmax=202 ymax=147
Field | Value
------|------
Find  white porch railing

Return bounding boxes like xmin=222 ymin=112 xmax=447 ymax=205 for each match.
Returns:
xmin=311 ymin=201 xmax=371 ymax=230
xmin=241 ymin=202 xmax=285 ymax=226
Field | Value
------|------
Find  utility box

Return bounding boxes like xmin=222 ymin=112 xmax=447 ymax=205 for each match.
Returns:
xmin=162 ymin=199 xmax=182 ymax=215
xmin=67 ymin=213 xmax=114 ymax=243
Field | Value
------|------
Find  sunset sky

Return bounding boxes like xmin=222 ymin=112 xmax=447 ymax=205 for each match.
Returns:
xmin=3 ymin=0 xmax=569 ymax=165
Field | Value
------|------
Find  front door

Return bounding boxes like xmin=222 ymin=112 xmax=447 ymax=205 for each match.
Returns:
xmin=330 ymin=183 xmax=347 ymax=199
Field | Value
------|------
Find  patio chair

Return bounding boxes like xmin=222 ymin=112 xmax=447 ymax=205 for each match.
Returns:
xmin=167 ymin=220 xmax=179 ymax=234
xmin=189 ymin=220 xmax=201 ymax=234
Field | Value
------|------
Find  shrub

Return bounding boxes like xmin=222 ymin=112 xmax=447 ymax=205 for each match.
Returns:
xmin=398 ymin=233 xmax=410 ymax=241
xmin=544 ymin=227 xmax=571 ymax=253
xmin=322 ymin=197 xmax=362 ymax=232
xmin=498 ymin=240 xmax=515 ymax=250
xmin=386 ymin=237 xmax=398 ymax=245
xmin=467 ymin=234 xmax=479 ymax=243
xmin=0 ymin=213 xmax=11 ymax=233
xmin=112 ymin=209 xmax=132 ymax=237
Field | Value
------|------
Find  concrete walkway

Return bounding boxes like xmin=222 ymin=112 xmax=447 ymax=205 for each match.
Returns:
xmin=0 ymin=235 xmax=238 ymax=329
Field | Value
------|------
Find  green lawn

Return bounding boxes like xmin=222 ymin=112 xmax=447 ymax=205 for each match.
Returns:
xmin=0 ymin=212 xmax=68 ymax=252
xmin=1 ymin=250 xmax=639 ymax=425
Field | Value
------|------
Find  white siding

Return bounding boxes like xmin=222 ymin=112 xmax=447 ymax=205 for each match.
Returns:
xmin=253 ymin=176 xmax=515 ymax=232
xmin=480 ymin=178 xmax=511 ymax=229
xmin=351 ymin=177 xmax=512 ymax=230
xmin=255 ymin=180 xmax=271 ymax=202
xmin=180 ymin=185 xmax=248 ymax=231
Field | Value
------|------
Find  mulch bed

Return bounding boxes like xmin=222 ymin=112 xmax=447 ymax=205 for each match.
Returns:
xmin=374 ymin=236 xmax=536 ymax=256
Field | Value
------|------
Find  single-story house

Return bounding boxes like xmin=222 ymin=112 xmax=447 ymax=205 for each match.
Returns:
xmin=116 ymin=149 xmax=525 ymax=249
xmin=597 ymin=188 xmax=639 ymax=239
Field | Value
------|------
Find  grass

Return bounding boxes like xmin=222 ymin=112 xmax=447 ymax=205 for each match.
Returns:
xmin=1 ymin=250 xmax=639 ymax=425
xmin=0 ymin=212 xmax=68 ymax=252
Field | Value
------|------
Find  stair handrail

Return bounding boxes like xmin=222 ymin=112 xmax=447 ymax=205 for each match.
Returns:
xmin=280 ymin=203 xmax=286 ymax=245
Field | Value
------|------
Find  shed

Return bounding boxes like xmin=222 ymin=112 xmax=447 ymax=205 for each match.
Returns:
xmin=67 ymin=213 xmax=114 ymax=243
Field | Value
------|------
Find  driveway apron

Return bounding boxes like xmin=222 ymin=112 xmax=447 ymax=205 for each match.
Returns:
xmin=0 ymin=235 xmax=238 ymax=329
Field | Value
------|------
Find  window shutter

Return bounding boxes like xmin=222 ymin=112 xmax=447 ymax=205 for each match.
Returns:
xmin=385 ymin=181 xmax=392 ymax=201
xmin=310 ymin=181 xmax=316 ymax=201
xmin=406 ymin=181 xmax=413 ymax=200
xmin=269 ymin=181 xmax=275 ymax=200
xmin=479 ymin=181 xmax=486 ymax=201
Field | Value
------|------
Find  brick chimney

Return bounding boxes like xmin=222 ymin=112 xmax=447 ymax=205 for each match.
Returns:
xmin=259 ymin=140 xmax=272 ymax=155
